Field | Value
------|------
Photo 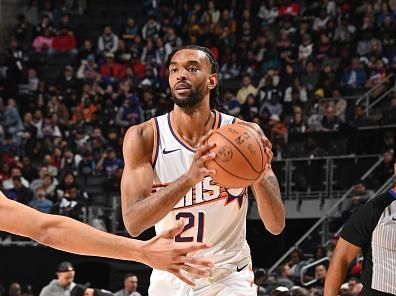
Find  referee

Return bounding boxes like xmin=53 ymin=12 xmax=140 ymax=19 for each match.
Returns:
xmin=325 ymin=163 xmax=396 ymax=296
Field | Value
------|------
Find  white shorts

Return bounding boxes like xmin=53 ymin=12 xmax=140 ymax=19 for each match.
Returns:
xmin=148 ymin=258 xmax=257 ymax=296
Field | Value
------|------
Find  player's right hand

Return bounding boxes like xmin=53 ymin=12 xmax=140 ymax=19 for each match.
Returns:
xmin=141 ymin=219 xmax=214 ymax=286
xmin=185 ymin=131 xmax=217 ymax=187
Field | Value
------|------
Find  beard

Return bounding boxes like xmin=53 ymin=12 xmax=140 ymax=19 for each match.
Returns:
xmin=171 ymin=85 xmax=206 ymax=109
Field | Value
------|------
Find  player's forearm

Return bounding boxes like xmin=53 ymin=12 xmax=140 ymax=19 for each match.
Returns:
xmin=123 ymin=174 xmax=193 ymax=237
xmin=38 ymin=215 xmax=146 ymax=262
xmin=251 ymin=169 xmax=285 ymax=235
xmin=0 ymin=194 xmax=145 ymax=262
xmin=324 ymin=257 xmax=349 ymax=296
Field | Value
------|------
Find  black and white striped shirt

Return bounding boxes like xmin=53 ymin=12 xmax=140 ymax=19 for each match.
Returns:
xmin=341 ymin=191 xmax=396 ymax=295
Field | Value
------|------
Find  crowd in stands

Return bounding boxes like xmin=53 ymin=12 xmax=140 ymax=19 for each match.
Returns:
xmin=0 ymin=0 xmax=396 ymax=295
xmin=254 ymin=238 xmax=364 ymax=296
xmin=0 ymin=262 xmax=142 ymax=296
xmin=0 ymin=0 xmax=395 ymax=214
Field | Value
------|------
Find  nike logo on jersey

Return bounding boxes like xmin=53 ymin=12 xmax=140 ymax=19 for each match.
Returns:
xmin=392 ymin=217 xmax=396 ymax=221
xmin=163 ymin=148 xmax=181 ymax=154
xmin=237 ymin=264 xmax=248 ymax=272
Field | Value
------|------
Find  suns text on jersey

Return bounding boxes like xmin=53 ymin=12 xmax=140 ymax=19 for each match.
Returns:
xmin=152 ymin=176 xmax=246 ymax=209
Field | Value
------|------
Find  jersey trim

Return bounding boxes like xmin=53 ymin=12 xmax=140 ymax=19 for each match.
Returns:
xmin=167 ymin=110 xmax=220 ymax=152
xmin=150 ymin=117 xmax=160 ymax=166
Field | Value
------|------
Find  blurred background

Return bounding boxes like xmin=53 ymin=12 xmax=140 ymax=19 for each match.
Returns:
xmin=0 ymin=0 xmax=395 ymax=295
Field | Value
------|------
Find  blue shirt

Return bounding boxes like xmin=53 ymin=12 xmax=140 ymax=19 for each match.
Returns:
xmin=29 ymin=199 xmax=53 ymax=213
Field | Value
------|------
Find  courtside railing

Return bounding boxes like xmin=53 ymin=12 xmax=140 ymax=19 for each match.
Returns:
xmin=268 ymin=156 xmax=384 ymax=274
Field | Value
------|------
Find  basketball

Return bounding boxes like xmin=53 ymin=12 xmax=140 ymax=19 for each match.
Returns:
xmin=205 ymin=123 xmax=268 ymax=188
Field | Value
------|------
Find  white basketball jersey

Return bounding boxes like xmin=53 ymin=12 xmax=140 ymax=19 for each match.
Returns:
xmin=150 ymin=110 xmax=251 ymax=267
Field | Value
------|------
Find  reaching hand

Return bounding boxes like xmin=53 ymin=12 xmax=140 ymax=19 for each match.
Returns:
xmin=141 ymin=219 xmax=214 ymax=286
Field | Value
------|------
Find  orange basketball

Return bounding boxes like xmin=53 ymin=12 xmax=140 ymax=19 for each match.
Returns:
xmin=205 ymin=123 xmax=268 ymax=188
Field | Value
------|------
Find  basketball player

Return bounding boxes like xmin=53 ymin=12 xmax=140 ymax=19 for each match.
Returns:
xmin=0 ymin=190 xmax=213 ymax=285
xmin=121 ymin=45 xmax=286 ymax=295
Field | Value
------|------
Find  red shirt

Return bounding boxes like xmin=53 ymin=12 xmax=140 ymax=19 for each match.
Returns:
xmin=53 ymin=34 xmax=77 ymax=52
xmin=100 ymin=63 xmax=126 ymax=78
xmin=279 ymin=3 xmax=300 ymax=16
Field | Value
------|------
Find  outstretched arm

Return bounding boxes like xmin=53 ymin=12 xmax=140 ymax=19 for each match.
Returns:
xmin=0 ymin=191 xmax=213 ymax=285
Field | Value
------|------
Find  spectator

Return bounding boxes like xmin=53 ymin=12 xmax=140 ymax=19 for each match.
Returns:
xmin=334 ymin=16 xmax=356 ymax=43
xmin=309 ymin=264 xmax=327 ymax=289
xmin=29 ymin=186 xmax=53 ymax=213
xmin=21 ymin=156 xmax=37 ymax=182
xmin=301 ymin=61 xmax=320 ymax=94
xmin=287 ymin=249 xmax=307 ymax=283
xmin=288 ymin=111 xmax=307 ymax=134
xmin=284 ymin=78 xmax=308 ymax=106
xmin=371 ymin=149 xmax=395 ymax=187
xmin=298 ymin=34 xmax=314 ymax=62
xmin=115 ymin=97 xmax=144 ymax=128
xmin=58 ymin=65 xmax=79 ymax=102
xmin=236 ymin=75 xmax=257 ymax=104
xmin=98 ymin=25 xmax=119 ymax=54
xmin=141 ymin=16 xmax=161 ymax=40
xmin=114 ymin=273 xmax=142 ymax=296
xmin=349 ymin=181 xmax=373 ymax=212
xmin=205 ymin=1 xmax=220 ymax=29
xmin=320 ymin=105 xmax=343 ymax=131
xmin=60 ymin=149 xmax=81 ymax=174
xmin=53 ymin=186 xmax=85 ymax=220
xmin=3 ymin=98 xmax=23 ymax=137
xmin=53 ymin=27 xmax=77 ymax=53
xmin=274 ymin=264 xmax=294 ymax=289
xmin=261 ymin=91 xmax=283 ymax=117
xmin=55 ymin=173 xmax=83 ymax=198
xmin=6 ymin=176 xmax=33 ymax=205
xmin=30 ymin=165 xmax=50 ymax=192
xmin=340 ymin=58 xmax=368 ymax=89
xmin=8 ymin=283 xmax=22 ymax=296
xmin=77 ymin=150 xmax=95 ymax=176
xmin=349 ymin=105 xmax=374 ymax=127
xmin=39 ymin=262 xmax=76 ymax=296
xmin=2 ymin=166 xmax=29 ymax=190
xmin=279 ymin=0 xmax=300 ymax=17
xmin=257 ymin=0 xmax=278 ymax=25
xmin=214 ymin=9 xmax=237 ymax=36
xmin=96 ymin=147 xmax=123 ymax=178
xmin=32 ymin=27 xmax=54 ymax=53
xmin=71 ymin=97 xmax=98 ymax=124
xmin=100 ymin=52 xmax=126 ymax=83
xmin=222 ymin=89 xmax=241 ymax=116
xmin=47 ymin=95 xmax=69 ymax=125
xmin=122 ymin=17 xmax=139 ymax=45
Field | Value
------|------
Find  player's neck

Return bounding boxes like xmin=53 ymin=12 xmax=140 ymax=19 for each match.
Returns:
xmin=172 ymin=104 xmax=214 ymax=148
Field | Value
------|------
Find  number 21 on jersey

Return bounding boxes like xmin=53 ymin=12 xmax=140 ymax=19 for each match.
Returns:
xmin=175 ymin=212 xmax=205 ymax=242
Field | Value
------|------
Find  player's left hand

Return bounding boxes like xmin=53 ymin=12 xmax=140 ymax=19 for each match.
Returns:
xmin=238 ymin=121 xmax=273 ymax=170
xmin=140 ymin=219 xmax=214 ymax=286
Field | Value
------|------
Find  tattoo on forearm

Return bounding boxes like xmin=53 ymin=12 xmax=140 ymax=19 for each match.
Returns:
xmin=264 ymin=175 xmax=281 ymax=198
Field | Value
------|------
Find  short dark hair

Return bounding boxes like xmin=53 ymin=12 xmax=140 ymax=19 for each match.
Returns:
xmin=124 ymin=273 xmax=137 ymax=281
xmin=167 ymin=45 xmax=220 ymax=109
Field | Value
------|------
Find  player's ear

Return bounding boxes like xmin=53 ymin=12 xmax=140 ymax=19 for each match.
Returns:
xmin=208 ymin=73 xmax=218 ymax=90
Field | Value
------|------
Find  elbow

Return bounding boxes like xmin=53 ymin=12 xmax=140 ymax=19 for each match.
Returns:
xmin=262 ymin=212 xmax=286 ymax=235
xmin=266 ymin=220 xmax=286 ymax=235
xmin=123 ymin=215 xmax=144 ymax=237
xmin=125 ymin=223 xmax=143 ymax=237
